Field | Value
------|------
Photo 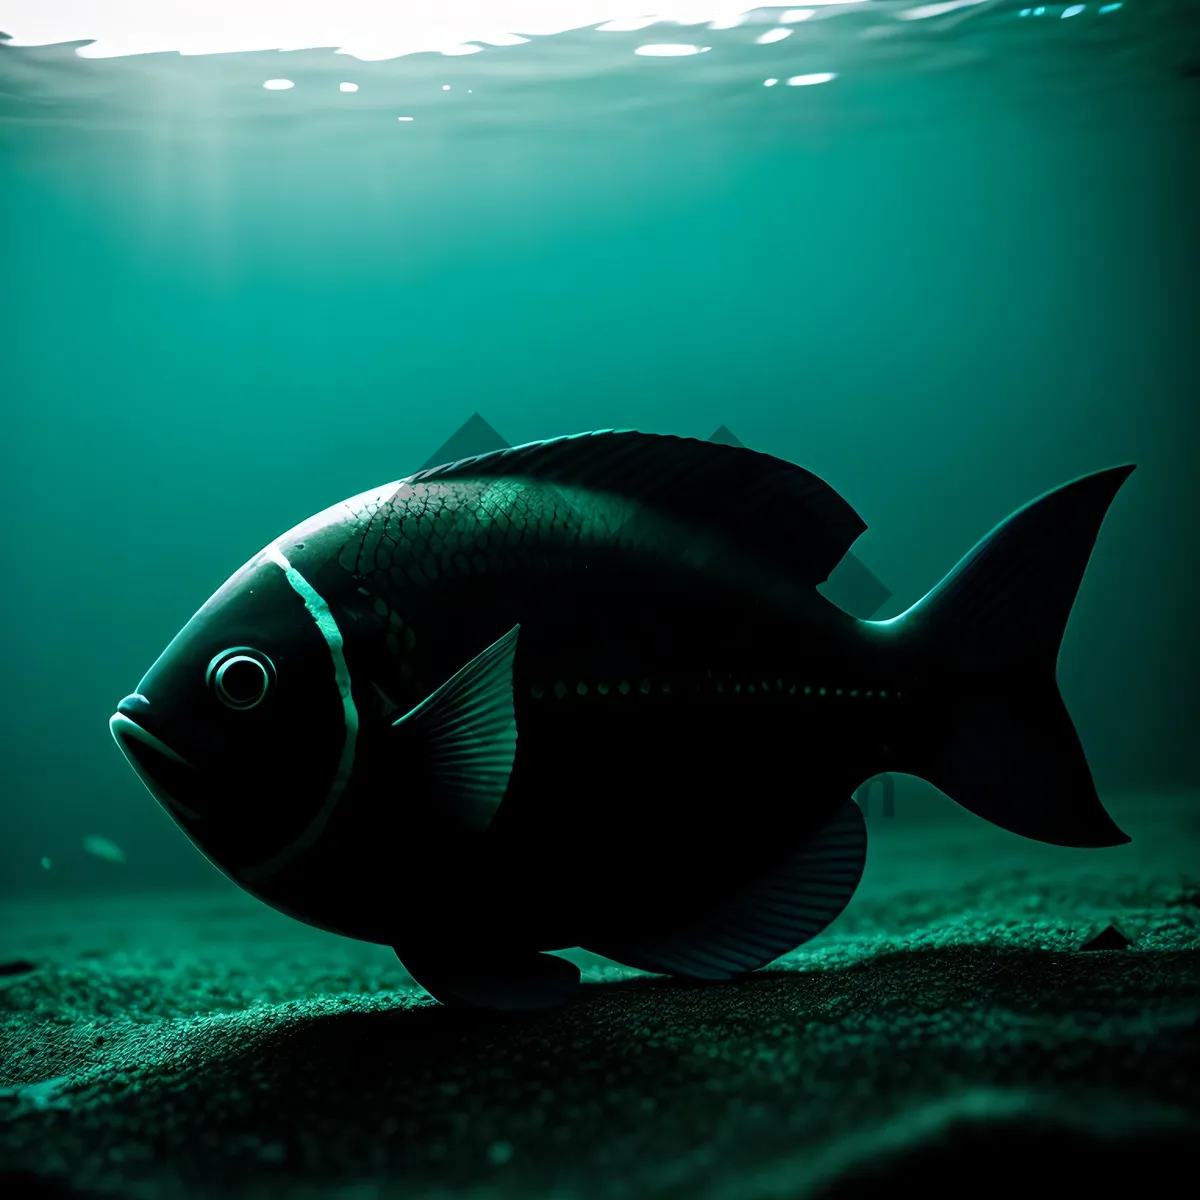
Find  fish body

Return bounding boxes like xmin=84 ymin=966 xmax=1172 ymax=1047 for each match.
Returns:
xmin=111 ymin=431 xmax=1133 ymax=1010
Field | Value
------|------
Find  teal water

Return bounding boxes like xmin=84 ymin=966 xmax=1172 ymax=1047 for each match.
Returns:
xmin=1 ymin=2 xmax=1197 ymax=899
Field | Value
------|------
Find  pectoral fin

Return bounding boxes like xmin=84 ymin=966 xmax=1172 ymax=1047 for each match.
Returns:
xmin=391 ymin=624 xmax=520 ymax=834
xmin=395 ymin=944 xmax=581 ymax=1012
xmin=583 ymin=796 xmax=867 ymax=980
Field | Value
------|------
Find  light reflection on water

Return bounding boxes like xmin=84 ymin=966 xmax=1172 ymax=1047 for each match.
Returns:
xmin=0 ymin=0 xmax=1192 ymax=149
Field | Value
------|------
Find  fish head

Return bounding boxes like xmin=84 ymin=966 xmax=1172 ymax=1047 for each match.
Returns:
xmin=109 ymin=540 xmax=351 ymax=882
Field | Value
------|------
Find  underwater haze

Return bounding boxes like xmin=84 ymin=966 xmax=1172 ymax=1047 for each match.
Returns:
xmin=1 ymin=3 xmax=1198 ymax=1198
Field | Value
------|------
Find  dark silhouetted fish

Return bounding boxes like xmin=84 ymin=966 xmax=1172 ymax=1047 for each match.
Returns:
xmin=109 ymin=431 xmax=1134 ymax=1011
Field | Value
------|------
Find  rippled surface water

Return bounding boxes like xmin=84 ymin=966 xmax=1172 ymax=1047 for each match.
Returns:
xmin=1 ymin=3 xmax=1197 ymax=149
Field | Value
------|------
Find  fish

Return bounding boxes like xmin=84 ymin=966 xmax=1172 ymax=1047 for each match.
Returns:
xmin=109 ymin=430 xmax=1134 ymax=1012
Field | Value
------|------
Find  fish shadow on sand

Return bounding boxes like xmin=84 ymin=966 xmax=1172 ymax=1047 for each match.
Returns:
xmin=7 ymin=947 xmax=1198 ymax=1198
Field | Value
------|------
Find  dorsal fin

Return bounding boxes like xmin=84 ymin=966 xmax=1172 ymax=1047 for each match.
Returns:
xmin=410 ymin=430 xmax=866 ymax=587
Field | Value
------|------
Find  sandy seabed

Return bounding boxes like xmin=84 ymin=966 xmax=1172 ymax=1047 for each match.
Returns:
xmin=2 ymin=793 xmax=1198 ymax=1199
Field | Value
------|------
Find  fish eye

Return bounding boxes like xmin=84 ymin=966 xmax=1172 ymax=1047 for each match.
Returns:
xmin=206 ymin=648 xmax=276 ymax=711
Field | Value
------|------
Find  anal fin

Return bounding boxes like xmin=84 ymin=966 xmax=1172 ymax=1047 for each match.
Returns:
xmin=395 ymin=944 xmax=581 ymax=1012
xmin=583 ymin=797 xmax=867 ymax=981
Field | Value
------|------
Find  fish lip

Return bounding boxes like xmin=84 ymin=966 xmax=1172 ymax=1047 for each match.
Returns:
xmin=109 ymin=710 xmax=202 ymax=822
xmin=117 ymin=692 xmax=150 ymax=720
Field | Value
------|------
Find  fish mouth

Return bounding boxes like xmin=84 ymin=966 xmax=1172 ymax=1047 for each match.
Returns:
xmin=110 ymin=701 xmax=202 ymax=822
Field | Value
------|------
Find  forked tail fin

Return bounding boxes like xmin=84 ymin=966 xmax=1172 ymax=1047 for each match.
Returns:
xmin=872 ymin=465 xmax=1135 ymax=848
